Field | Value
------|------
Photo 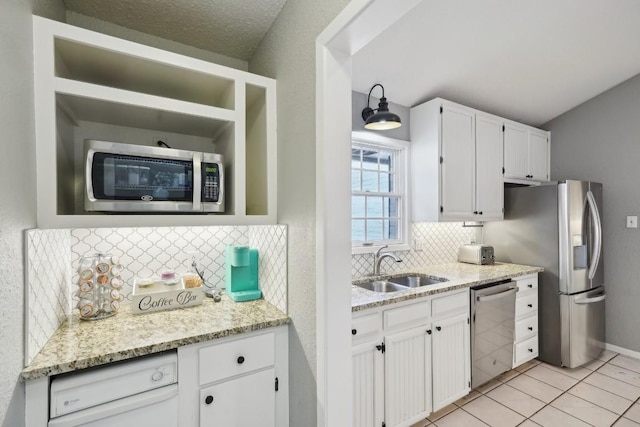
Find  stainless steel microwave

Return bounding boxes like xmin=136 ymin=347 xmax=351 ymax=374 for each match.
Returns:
xmin=85 ymin=140 xmax=224 ymax=213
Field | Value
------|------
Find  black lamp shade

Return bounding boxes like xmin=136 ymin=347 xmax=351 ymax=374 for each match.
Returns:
xmin=364 ymin=111 xmax=402 ymax=130
xmin=361 ymin=89 xmax=402 ymax=130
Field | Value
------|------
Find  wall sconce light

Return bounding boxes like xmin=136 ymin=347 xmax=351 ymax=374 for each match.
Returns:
xmin=361 ymin=83 xmax=402 ymax=130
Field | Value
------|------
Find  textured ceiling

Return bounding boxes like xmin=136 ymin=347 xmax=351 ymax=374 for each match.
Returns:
xmin=62 ymin=0 xmax=288 ymax=61
xmin=352 ymin=0 xmax=640 ymax=126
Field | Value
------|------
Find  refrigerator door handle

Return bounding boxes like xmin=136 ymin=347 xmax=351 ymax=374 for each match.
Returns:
xmin=574 ymin=293 xmax=606 ymax=304
xmin=586 ymin=190 xmax=602 ymax=280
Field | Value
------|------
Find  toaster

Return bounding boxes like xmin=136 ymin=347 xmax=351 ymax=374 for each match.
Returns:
xmin=457 ymin=244 xmax=495 ymax=265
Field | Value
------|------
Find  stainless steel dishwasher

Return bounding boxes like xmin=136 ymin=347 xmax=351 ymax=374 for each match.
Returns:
xmin=470 ymin=280 xmax=518 ymax=388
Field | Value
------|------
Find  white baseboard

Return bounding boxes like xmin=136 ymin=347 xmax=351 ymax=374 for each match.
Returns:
xmin=605 ymin=343 xmax=640 ymax=360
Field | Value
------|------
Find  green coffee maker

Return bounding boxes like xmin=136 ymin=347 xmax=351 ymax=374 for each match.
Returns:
xmin=225 ymin=245 xmax=262 ymax=302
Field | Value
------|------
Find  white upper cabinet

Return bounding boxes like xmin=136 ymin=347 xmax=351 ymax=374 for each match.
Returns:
xmin=475 ymin=114 xmax=504 ymax=220
xmin=410 ymin=98 xmax=504 ymax=222
xmin=33 ymin=17 xmax=277 ymax=228
xmin=440 ymin=103 xmax=476 ymax=220
xmin=504 ymin=122 xmax=550 ymax=183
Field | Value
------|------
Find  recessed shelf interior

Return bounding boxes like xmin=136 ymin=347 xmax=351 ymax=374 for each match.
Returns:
xmin=54 ymin=37 xmax=235 ymax=110
xmin=56 ymin=93 xmax=232 ymax=138
xmin=37 ymin=18 xmax=276 ymax=227
xmin=55 ymin=96 xmax=235 ymax=217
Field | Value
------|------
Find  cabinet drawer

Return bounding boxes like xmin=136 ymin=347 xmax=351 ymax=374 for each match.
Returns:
xmin=432 ymin=291 xmax=468 ymax=318
xmin=515 ymin=315 xmax=538 ymax=341
xmin=514 ymin=335 xmax=538 ymax=366
xmin=515 ymin=293 xmax=537 ymax=318
xmin=199 ymin=332 xmax=275 ymax=385
xmin=383 ymin=300 xmax=430 ymax=330
xmin=515 ymin=275 xmax=538 ymax=294
xmin=352 ymin=312 xmax=381 ymax=341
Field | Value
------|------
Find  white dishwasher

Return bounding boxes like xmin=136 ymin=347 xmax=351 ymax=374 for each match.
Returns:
xmin=49 ymin=352 xmax=178 ymax=427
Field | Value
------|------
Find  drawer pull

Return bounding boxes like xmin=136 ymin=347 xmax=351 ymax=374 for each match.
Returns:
xmin=528 ymin=348 xmax=534 ymax=353
xmin=528 ymin=304 xmax=533 ymax=308
xmin=237 ymin=356 xmax=245 ymax=364
xmin=527 ymin=284 xmax=533 ymax=288
xmin=528 ymin=326 xmax=533 ymax=331
xmin=351 ymin=329 xmax=357 ymax=336
xmin=205 ymin=395 xmax=214 ymax=405
xmin=436 ymin=326 xmax=442 ymax=331
xmin=426 ymin=329 xmax=432 ymax=335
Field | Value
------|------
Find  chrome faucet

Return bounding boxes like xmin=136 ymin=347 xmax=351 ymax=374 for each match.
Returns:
xmin=373 ymin=245 xmax=402 ymax=275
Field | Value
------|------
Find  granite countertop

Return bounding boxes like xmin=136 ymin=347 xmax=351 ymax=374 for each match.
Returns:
xmin=352 ymin=262 xmax=543 ymax=312
xmin=22 ymin=295 xmax=289 ymax=380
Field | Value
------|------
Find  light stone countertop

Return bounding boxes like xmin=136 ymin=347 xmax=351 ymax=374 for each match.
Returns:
xmin=352 ymin=262 xmax=543 ymax=312
xmin=22 ymin=294 xmax=289 ymax=381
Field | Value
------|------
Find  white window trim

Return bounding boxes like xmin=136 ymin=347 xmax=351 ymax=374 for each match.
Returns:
xmin=351 ymin=131 xmax=411 ymax=255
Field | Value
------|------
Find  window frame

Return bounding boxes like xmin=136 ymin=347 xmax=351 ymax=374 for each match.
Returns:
xmin=351 ymin=131 xmax=411 ymax=254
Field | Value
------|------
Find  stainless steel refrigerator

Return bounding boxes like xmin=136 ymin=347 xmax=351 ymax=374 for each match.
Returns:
xmin=484 ymin=180 xmax=605 ymax=368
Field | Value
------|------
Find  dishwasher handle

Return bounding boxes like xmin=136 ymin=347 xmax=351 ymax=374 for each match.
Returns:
xmin=476 ymin=286 xmax=518 ymax=302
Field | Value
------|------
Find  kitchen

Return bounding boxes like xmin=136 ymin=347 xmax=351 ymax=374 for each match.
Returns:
xmin=3 ymin=1 xmax=640 ymax=427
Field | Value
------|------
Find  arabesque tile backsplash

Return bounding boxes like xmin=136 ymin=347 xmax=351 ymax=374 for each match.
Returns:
xmin=352 ymin=222 xmax=477 ymax=277
xmin=26 ymin=225 xmax=287 ymax=365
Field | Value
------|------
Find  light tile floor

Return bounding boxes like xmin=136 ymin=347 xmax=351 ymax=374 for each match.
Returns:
xmin=412 ymin=350 xmax=640 ymax=427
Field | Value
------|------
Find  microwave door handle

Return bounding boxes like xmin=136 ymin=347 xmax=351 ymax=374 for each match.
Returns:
xmin=193 ymin=153 xmax=201 ymax=211
xmin=85 ymin=149 xmax=96 ymax=201
xmin=586 ymin=190 xmax=602 ymax=280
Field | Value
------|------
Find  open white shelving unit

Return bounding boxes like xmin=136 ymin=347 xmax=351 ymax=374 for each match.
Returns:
xmin=33 ymin=16 xmax=277 ymax=228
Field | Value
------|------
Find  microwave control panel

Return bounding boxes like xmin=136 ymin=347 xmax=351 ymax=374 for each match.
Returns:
xmin=202 ymin=163 xmax=220 ymax=203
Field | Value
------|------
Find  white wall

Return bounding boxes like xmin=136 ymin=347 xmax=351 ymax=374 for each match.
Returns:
xmin=0 ymin=0 xmax=38 ymax=425
xmin=249 ymin=1 xmax=350 ymax=424
xmin=544 ymin=72 xmax=640 ymax=353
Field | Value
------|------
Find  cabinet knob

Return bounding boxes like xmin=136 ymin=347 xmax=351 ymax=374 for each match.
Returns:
xmin=528 ymin=348 xmax=534 ymax=353
xmin=528 ymin=284 xmax=533 ymax=288
xmin=528 ymin=304 xmax=533 ymax=308
xmin=205 ymin=395 xmax=214 ymax=405
xmin=351 ymin=329 xmax=357 ymax=336
xmin=237 ymin=356 xmax=245 ymax=364
xmin=528 ymin=326 xmax=533 ymax=331
xmin=478 ymin=211 xmax=483 ymax=215
xmin=436 ymin=326 xmax=442 ymax=331
xmin=426 ymin=329 xmax=432 ymax=335
xmin=473 ymin=211 xmax=478 ymax=215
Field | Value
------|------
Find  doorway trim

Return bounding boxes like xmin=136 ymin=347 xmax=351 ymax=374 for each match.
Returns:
xmin=315 ymin=1 xmax=421 ymax=425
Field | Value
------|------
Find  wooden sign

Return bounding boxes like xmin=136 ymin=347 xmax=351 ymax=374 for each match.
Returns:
xmin=131 ymin=287 xmax=204 ymax=314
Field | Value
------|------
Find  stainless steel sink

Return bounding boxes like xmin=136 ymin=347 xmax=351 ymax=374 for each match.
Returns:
xmin=387 ymin=274 xmax=448 ymax=288
xmin=354 ymin=280 xmax=409 ymax=293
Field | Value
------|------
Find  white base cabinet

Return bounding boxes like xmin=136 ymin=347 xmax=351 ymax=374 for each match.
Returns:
xmin=179 ymin=326 xmax=289 ymax=426
xmin=432 ymin=312 xmax=471 ymax=410
xmin=352 ymin=289 xmax=470 ymax=427
xmin=352 ymin=338 xmax=385 ymax=427
xmin=513 ymin=274 xmax=539 ymax=367
xmin=199 ymin=368 xmax=276 ymax=427
xmin=384 ymin=326 xmax=432 ymax=426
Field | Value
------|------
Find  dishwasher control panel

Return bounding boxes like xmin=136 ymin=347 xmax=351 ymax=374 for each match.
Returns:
xmin=50 ymin=352 xmax=177 ymax=418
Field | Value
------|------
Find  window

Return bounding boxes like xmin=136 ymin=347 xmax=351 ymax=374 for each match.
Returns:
xmin=351 ymin=132 xmax=409 ymax=253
